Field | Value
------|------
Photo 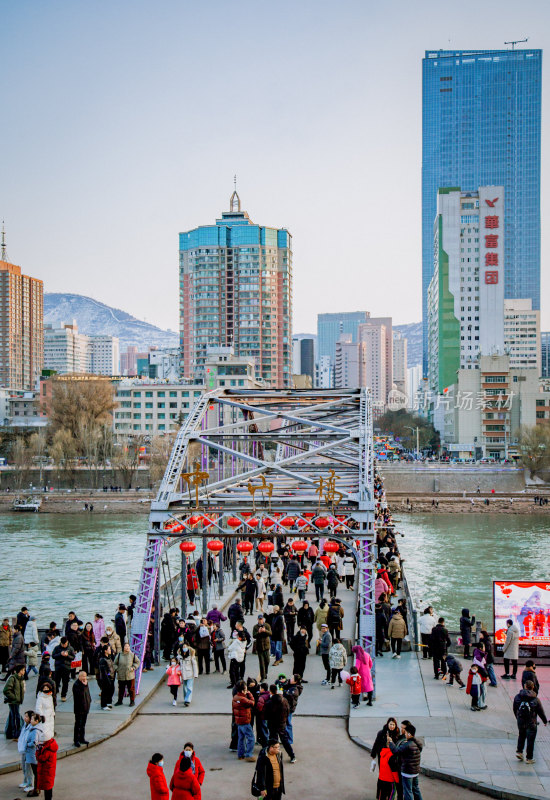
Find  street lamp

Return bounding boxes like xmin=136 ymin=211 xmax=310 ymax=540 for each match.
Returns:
xmin=404 ymin=425 xmax=420 ymax=461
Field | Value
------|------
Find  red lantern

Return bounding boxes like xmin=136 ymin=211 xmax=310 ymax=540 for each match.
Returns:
xmin=272 ymin=512 xmax=282 ymax=519
xmin=291 ymin=540 xmax=308 ymax=552
xmin=207 ymin=539 xmax=224 ymax=553
xmin=280 ymin=516 xmax=295 ymax=528
xmin=303 ymin=512 xmax=315 ymax=519
xmin=257 ymin=541 xmax=275 ymax=553
xmin=227 ymin=517 xmax=242 ymax=529
xmin=202 ymin=517 xmax=213 ymax=528
xmin=336 ymin=515 xmax=347 ymax=522
xmin=315 ymin=517 xmax=330 ymax=529
xmin=247 ymin=517 xmax=260 ymax=528
xmin=187 ymin=515 xmax=202 ymax=527
xmin=262 ymin=517 xmax=275 ymax=528
xmin=237 ymin=541 xmax=254 ymax=553
xmin=297 ymin=518 xmax=308 ymax=528
xmin=179 ymin=541 xmax=197 ymax=553
xmin=323 ymin=540 xmax=339 ymax=553
xmin=241 ymin=512 xmax=252 ymax=518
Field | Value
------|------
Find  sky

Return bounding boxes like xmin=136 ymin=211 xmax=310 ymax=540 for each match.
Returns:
xmin=2 ymin=0 xmax=549 ymax=335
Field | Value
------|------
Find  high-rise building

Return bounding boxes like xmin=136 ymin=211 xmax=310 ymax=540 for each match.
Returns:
xmin=179 ymin=191 xmax=292 ymax=387
xmin=0 ymin=257 xmax=43 ymax=390
xmin=422 ymin=48 xmax=542 ymax=372
xmin=393 ymin=331 xmax=408 ymax=394
xmin=541 ymin=332 xmax=550 ymax=379
xmin=91 ymin=336 xmax=119 ymax=375
xmin=334 ymin=334 xmax=364 ymax=389
xmin=317 ymin=312 xmax=370 ymax=384
xmin=358 ymin=323 xmax=388 ymax=404
xmin=121 ymin=345 xmax=138 ymax=376
xmin=503 ymin=300 xmax=540 ymax=372
xmin=427 ymin=186 xmax=505 ymax=394
xmin=292 ymin=334 xmax=315 ymax=383
xmin=44 ymin=322 xmax=90 ymax=374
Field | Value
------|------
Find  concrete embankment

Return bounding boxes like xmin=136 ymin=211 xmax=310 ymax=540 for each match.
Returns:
xmin=0 ymin=492 xmax=152 ymax=514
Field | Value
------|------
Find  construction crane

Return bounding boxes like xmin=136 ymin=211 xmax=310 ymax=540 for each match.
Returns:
xmin=504 ymin=37 xmax=529 ymax=50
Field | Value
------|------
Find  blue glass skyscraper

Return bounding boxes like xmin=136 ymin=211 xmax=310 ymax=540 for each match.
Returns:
xmin=422 ymin=48 xmax=542 ymax=372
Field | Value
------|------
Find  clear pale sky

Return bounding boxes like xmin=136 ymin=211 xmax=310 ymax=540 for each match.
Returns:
xmin=3 ymin=0 xmax=548 ymax=334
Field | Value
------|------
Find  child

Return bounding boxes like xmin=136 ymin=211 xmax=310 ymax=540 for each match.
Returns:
xmin=445 ymin=654 xmax=465 ymax=688
xmin=346 ymin=666 xmax=362 ymax=708
xmin=295 ymin=572 xmax=308 ymax=601
xmin=26 ymin=642 xmax=39 ymax=679
xmin=36 ymin=735 xmax=58 ymax=800
xmin=466 ymin=663 xmax=482 ymax=710
xmin=17 ymin=710 xmax=33 ymax=790
xmin=166 ymin=658 xmax=182 ymax=706
xmin=24 ymin=712 xmax=42 ymax=794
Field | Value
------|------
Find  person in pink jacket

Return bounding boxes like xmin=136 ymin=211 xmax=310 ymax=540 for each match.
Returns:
xmin=93 ymin=614 xmax=106 ymax=647
xmin=352 ymin=644 xmax=374 ymax=705
xmin=166 ymin=658 xmax=182 ymax=706
xmin=375 ymin=576 xmax=387 ymax=603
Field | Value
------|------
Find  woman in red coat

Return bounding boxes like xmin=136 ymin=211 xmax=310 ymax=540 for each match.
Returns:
xmin=35 ymin=737 xmax=58 ymax=800
xmin=173 ymin=742 xmax=205 ymax=790
xmin=147 ymin=753 xmax=169 ymax=800
xmin=169 ymin=757 xmax=200 ymax=800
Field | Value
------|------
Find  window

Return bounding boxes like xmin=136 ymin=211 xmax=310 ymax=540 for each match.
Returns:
xmin=145 ymin=391 xmax=153 ymax=397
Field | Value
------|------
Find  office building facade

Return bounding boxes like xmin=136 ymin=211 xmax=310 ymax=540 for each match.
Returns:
xmin=0 ymin=259 xmax=43 ymax=390
xmin=542 ymin=332 xmax=550 ymax=379
xmin=179 ymin=192 xmax=292 ymax=387
xmin=422 ymin=48 xmax=542 ymax=371
xmin=503 ymin=300 xmax=540 ymax=372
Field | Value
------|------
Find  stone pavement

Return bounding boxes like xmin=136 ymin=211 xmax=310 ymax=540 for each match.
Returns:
xmin=350 ymin=649 xmax=550 ymax=800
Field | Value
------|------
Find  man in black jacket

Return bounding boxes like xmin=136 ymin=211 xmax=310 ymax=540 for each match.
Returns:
xmin=114 ymin=604 xmax=127 ymax=646
xmin=289 ymin=628 xmax=309 ymax=680
xmin=264 ymin=685 xmax=296 ymax=763
xmin=388 ymin=721 xmax=424 ymax=800
xmin=64 ymin=611 xmax=82 ymax=638
xmin=228 ymin=599 xmax=245 ymax=631
xmin=431 ymin=618 xmax=450 ymax=680
xmin=52 ymin=637 xmax=75 ymax=700
xmin=270 ymin=607 xmax=285 ymax=666
xmin=513 ymin=680 xmax=547 ymax=763
xmin=72 ymin=670 xmax=91 ymax=746
xmin=254 ymin=739 xmax=285 ymax=799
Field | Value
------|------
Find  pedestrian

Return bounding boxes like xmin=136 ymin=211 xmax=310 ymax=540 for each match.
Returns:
xmin=80 ymin=622 xmax=96 ymax=675
xmin=35 ymin=735 xmax=58 ymax=800
xmin=387 ymin=556 xmax=400 ymax=591
xmin=445 ymin=654 xmax=465 ymax=688
xmin=253 ymin=615 xmax=272 ymax=682
xmin=17 ymin=607 xmax=30 ymax=637
xmin=283 ymin=599 xmax=297 ymax=641
xmin=255 ymin=572 xmax=267 ymax=612
xmin=326 ymin=598 xmax=344 ymax=642
xmin=206 ymin=604 xmax=227 ymax=626
xmin=23 ymin=711 xmax=42 ymax=795
xmin=521 ymin=660 xmax=540 ymax=695
xmin=36 ymin=666 xmax=56 ymax=705
xmin=346 ymin=666 xmax=361 ymax=708
xmin=326 ymin=564 xmax=339 ymax=599
xmin=187 ymin=568 xmax=199 ymax=605
xmin=169 ymin=755 xmax=200 ymax=799
xmin=418 ymin=606 xmax=436 ymax=659
xmin=166 ymin=657 xmax=182 ymax=706
xmin=227 ymin=633 xmax=247 ymax=689
xmin=319 ymin=624 xmax=332 ymax=685
xmin=7 ymin=624 xmax=26 ymax=676
xmin=328 ymin=638 xmax=347 ymax=688
xmin=431 ymin=617 xmax=450 ymax=680
xmin=72 ymin=670 xmax=91 ymax=746
xmin=466 ymin=663 xmax=484 ymax=711
xmin=501 ymin=618 xmax=520 ymax=680
xmin=0 ymin=618 xmax=12 ymax=673
xmin=280 ymin=674 xmax=302 ymax=747
xmin=3 ymin=664 xmax=26 ymax=739
xmin=147 ymin=753 xmax=169 ymax=800
xmin=92 ymin=614 xmax=106 ymax=648
xmin=194 ymin=618 xmax=211 ymax=676
xmin=253 ymin=739 xmax=285 ymax=799
xmin=270 ymin=606 xmax=285 ymax=667
xmin=63 ymin=611 xmax=82 ymax=638
xmin=307 ymin=540 xmax=318 ymax=565
xmin=173 ymin=742 xmax=205 ymax=789
xmin=256 ymin=682 xmax=271 ymax=747
xmin=178 ymin=643 xmax=198 ymax=707
xmin=310 ymin=561 xmax=326 ymax=603
xmin=212 ymin=623 xmax=226 ymax=674
xmin=343 ymin=552 xmax=355 ymax=589
xmin=114 ymin=642 xmax=139 ymax=707
xmin=24 ymin=616 xmax=39 ymax=648
xmin=375 ymin=601 xmax=388 ymax=658
xmin=289 ymin=626 xmax=309 ymax=680
xmin=244 ymin=572 xmax=258 ymax=615
xmin=513 ymin=679 xmax=547 ymax=764
xmin=370 ymin=718 xmax=400 ymax=800
xmin=35 ymin=682 xmax=55 ymax=740
xmin=286 ymin=558 xmax=301 ymax=592
xmin=17 ymin=710 xmax=34 ymax=791
xmin=294 ymin=572 xmax=308 ymax=602
xmin=387 ymin=609 xmax=407 ymax=659
xmin=459 ymin=609 xmax=475 ymax=659
xmin=387 ymin=721 xmax=424 ymax=800
xmin=232 ymin=679 xmax=256 ymax=761
xmin=351 ymin=644 xmax=373 ymax=704
xmin=228 ymin=598 xmax=245 ymax=632
xmin=25 ymin=641 xmax=39 ymax=679
xmin=297 ymin=601 xmax=314 ymax=641
xmin=98 ymin=644 xmax=115 ymax=710
xmin=263 ymin=684 xmax=296 ymax=763
xmin=480 ymin=630 xmax=497 ymax=687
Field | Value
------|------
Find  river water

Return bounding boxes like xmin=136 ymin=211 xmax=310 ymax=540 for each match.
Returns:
xmin=1 ymin=512 xmax=549 ymax=631
xmin=397 ymin=513 xmax=550 ymax=629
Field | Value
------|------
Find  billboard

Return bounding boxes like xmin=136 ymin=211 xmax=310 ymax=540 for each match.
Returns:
xmin=493 ymin=581 xmax=550 ymax=660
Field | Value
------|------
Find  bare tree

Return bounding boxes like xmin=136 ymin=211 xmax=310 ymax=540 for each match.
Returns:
xmin=149 ymin=434 xmax=176 ymax=485
xmin=518 ymin=423 xmax=550 ymax=478
xmin=112 ymin=435 xmax=146 ymax=490
xmin=11 ymin=435 xmax=32 ymax=490
xmin=50 ymin=429 xmax=78 ymax=486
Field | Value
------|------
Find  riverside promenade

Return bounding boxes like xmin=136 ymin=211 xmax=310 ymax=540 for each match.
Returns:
xmin=1 ymin=569 xmax=547 ymax=799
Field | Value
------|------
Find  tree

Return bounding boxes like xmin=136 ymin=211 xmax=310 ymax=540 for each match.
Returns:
xmin=112 ymin=435 xmax=146 ymax=490
xmin=517 ymin=423 xmax=550 ymax=478
xmin=50 ymin=428 xmax=78 ymax=485
xmin=376 ymin=408 xmax=439 ymax=453
xmin=49 ymin=379 xmax=117 ymax=446
xmin=11 ymin=435 xmax=33 ymax=490
xmin=149 ymin=434 xmax=175 ymax=485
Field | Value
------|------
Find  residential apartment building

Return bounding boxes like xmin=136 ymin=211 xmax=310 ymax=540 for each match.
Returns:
xmin=503 ymin=300 xmax=540 ymax=373
xmin=44 ymin=322 xmax=119 ymax=376
xmin=0 ymin=259 xmax=43 ymax=390
xmin=542 ymin=332 xmax=550 ymax=379
xmin=393 ymin=331 xmax=408 ymax=394
xmin=179 ymin=191 xmax=292 ymax=387
xmin=422 ymin=48 xmax=542 ymax=371
xmin=334 ymin=334 xmax=364 ymax=389
xmin=317 ymin=312 xmax=370 ymax=385
xmin=91 ymin=336 xmax=119 ymax=375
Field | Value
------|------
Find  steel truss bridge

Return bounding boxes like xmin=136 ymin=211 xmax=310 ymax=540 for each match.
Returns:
xmin=130 ymin=388 xmax=376 ymax=691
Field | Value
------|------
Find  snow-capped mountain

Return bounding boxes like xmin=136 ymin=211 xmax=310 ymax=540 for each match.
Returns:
xmin=44 ymin=293 xmax=179 ymax=351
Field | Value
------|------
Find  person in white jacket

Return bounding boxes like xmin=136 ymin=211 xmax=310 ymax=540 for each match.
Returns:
xmin=227 ymin=635 xmax=247 ymax=689
xmin=419 ymin=606 xmax=437 ymax=659
xmin=177 ymin=644 xmax=198 ymax=707
xmin=24 ymin=617 xmax=39 ymax=647
xmin=343 ymin=554 xmax=356 ymax=589
xmin=255 ymin=573 xmax=266 ymax=612
xmin=35 ymin=686 xmax=55 ymax=741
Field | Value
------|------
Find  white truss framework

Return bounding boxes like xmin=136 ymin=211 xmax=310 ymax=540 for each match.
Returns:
xmin=130 ymin=388 xmax=376 ymax=691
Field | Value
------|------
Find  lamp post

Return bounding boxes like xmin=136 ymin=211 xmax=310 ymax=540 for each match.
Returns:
xmin=405 ymin=425 xmax=420 ymax=461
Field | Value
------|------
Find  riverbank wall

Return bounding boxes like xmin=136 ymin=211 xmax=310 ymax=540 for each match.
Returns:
xmin=379 ymin=463 xmax=528 ymax=493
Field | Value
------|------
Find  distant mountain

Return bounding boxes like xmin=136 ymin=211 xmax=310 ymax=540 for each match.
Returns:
xmin=44 ymin=293 xmax=179 ymax=352
xmin=394 ymin=321 xmax=422 ymax=368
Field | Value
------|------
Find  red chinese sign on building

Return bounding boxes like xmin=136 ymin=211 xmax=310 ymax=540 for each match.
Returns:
xmin=483 ymin=202 xmax=500 ymax=284
xmin=485 ymin=271 xmax=498 ymax=285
